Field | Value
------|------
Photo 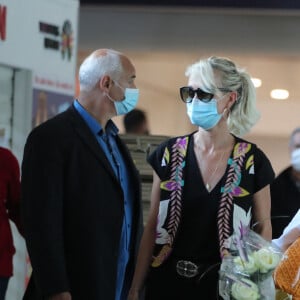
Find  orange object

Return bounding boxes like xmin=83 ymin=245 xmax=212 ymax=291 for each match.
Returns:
xmin=274 ymin=237 xmax=300 ymax=299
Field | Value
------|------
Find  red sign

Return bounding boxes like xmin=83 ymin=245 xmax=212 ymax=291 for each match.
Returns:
xmin=34 ymin=75 xmax=74 ymax=92
xmin=0 ymin=5 xmax=6 ymax=41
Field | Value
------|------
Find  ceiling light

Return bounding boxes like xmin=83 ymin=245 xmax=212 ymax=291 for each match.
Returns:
xmin=270 ymin=89 xmax=289 ymax=100
xmin=251 ymin=78 xmax=262 ymax=88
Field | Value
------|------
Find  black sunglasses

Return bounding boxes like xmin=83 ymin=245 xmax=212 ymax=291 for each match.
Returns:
xmin=180 ymin=86 xmax=214 ymax=103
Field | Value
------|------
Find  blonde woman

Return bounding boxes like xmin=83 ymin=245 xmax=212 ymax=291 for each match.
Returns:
xmin=128 ymin=56 xmax=274 ymax=300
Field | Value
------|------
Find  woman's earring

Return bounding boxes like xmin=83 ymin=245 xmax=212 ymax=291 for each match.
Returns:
xmin=222 ymin=107 xmax=229 ymax=118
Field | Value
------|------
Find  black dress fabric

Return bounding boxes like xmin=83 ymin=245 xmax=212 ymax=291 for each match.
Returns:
xmin=145 ymin=133 xmax=274 ymax=300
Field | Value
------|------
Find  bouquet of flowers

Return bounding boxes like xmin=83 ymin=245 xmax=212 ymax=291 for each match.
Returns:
xmin=219 ymin=226 xmax=282 ymax=300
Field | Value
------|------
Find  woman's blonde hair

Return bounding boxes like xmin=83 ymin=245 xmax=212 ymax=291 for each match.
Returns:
xmin=185 ymin=56 xmax=260 ymax=137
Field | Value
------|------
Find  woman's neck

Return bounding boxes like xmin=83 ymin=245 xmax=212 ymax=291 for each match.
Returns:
xmin=194 ymin=127 xmax=234 ymax=153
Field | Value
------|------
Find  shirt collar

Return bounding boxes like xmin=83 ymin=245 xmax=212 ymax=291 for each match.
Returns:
xmin=73 ymin=100 xmax=119 ymax=137
xmin=98 ymin=120 xmax=119 ymax=137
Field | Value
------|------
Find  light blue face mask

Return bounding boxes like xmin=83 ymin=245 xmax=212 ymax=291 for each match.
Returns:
xmin=186 ymin=98 xmax=222 ymax=130
xmin=108 ymin=82 xmax=139 ymax=116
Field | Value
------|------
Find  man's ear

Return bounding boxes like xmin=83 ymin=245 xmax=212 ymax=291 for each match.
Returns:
xmin=99 ymin=75 xmax=112 ymax=92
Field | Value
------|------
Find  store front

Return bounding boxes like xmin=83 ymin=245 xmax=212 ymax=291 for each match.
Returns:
xmin=0 ymin=0 xmax=79 ymax=298
xmin=0 ymin=0 xmax=79 ymax=162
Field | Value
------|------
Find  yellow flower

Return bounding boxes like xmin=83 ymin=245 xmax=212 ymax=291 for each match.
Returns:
xmin=253 ymin=248 xmax=281 ymax=273
xmin=234 ymin=255 xmax=258 ymax=274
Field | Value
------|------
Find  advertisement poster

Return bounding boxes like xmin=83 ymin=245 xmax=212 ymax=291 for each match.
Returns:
xmin=32 ymin=88 xmax=73 ymax=128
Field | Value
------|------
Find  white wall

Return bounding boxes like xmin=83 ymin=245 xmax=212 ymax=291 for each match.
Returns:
xmin=0 ymin=66 xmax=13 ymax=148
xmin=1 ymin=0 xmax=79 ymax=93
xmin=0 ymin=0 xmax=79 ymax=159
xmin=12 ymin=70 xmax=33 ymax=163
xmin=78 ymin=6 xmax=300 ymax=173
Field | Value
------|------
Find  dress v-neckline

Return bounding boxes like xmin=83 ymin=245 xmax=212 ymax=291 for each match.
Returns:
xmin=189 ymin=134 xmax=235 ymax=194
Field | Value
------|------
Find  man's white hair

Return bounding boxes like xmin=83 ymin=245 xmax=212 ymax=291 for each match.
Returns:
xmin=79 ymin=49 xmax=123 ymax=92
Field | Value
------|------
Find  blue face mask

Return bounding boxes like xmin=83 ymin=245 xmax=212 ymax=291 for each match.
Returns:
xmin=186 ymin=98 xmax=222 ymax=130
xmin=108 ymin=82 xmax=139 ymax=116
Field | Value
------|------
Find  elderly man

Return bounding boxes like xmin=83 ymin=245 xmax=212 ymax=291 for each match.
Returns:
xmin=271 ymin=127 xmax=300 ymax=238
xmin=21 ymin=49 xmax=143 ymax=300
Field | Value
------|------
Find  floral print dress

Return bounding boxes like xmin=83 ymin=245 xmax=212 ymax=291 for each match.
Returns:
xmin=148 ymin=133 xmax=275 ymax=267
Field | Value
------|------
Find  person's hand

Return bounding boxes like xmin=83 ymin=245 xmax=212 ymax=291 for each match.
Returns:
xmin=127 ymin=288 xmax=139 ymax=300
xmin=48 ymin=292 xmax=71 ymax=300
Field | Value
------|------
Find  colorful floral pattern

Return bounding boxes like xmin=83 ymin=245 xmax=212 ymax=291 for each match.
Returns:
xmin=152 ymin=138 xmax=256 ymax=266
xmin=218 ymin=142 xmax=252 ymax=257
xmin=152 ymin=136 xmax=189 ymax=267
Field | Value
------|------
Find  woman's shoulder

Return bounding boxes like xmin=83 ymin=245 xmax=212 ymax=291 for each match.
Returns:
xmin=0 ymin=147 xmax=19 ymax=170
xmin=0 ymin=147 xmax=17 ymax=161
xmin=232 ymin=135 xmax=262 ymax=155
xmin=0 ymin=146 xmax=12 ymax=156
xmin=148 ymin=133 xmax=192 ymax=163
xmin=156 ymin=133 xmax=192 ymax=151
xmin=233 ymin=136 xmax=273 ymax=171
xmin=233 ymin=135 xmax=257 ymax=147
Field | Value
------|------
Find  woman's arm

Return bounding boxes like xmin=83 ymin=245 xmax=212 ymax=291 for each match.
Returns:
xmin=128 ymin=171 xmax=161 ymax=300
xmin=252 ymin=184 xmax=272 ymax=241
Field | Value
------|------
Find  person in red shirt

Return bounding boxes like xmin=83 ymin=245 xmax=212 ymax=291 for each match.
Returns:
xmin=0 ymin=147 xmax=22 ymax=300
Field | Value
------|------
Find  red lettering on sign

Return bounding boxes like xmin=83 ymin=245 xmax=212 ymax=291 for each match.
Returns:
xmin=0 ymin=5 xmax=6 ymax=41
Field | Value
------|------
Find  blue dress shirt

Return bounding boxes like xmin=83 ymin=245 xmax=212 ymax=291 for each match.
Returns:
xmin=74 ymin=100 xmax=133 ymax=300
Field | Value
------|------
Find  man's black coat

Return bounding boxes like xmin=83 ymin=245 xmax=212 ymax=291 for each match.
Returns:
xmin=21 ymin=105 xmax=143 ymax=300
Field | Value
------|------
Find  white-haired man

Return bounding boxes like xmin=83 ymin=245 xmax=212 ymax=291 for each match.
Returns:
xmin=21 ymin=49 xmax=143 ymax=300
xmin=271 ymin=127 xmax=300 ymax=238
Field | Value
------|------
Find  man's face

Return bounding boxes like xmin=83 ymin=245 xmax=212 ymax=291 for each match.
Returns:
xmin=120 ymin=56 xmax=136 ymax=89
xmin=110 ymin=56 xmax=136 ymax=101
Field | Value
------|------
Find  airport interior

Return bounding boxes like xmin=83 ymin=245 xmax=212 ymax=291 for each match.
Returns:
xmin=1 ymin=0 xmax=300 ymax=299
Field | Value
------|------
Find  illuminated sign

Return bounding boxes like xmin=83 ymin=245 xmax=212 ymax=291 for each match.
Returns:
xmin=0 ymin=5 xmax=6 ymax=41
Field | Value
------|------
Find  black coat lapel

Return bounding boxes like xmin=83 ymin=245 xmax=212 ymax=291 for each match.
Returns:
xmin=66 ymin=105 xmax=119 ymax=185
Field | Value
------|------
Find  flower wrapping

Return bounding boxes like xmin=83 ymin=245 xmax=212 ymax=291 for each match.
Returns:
xmin=219 ymin=226 xmax=282 ymax=300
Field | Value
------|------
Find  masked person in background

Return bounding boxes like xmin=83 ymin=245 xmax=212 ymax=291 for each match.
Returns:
xmin=271 ymin=127 xmax=300 ymax=239
xmin=22 ymin=49 xmax=143 ymax=300
xmin=0 ymin=147 xmax=22 ymax=300
xmin=128 ymin=56 xmax=274 ymax=300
